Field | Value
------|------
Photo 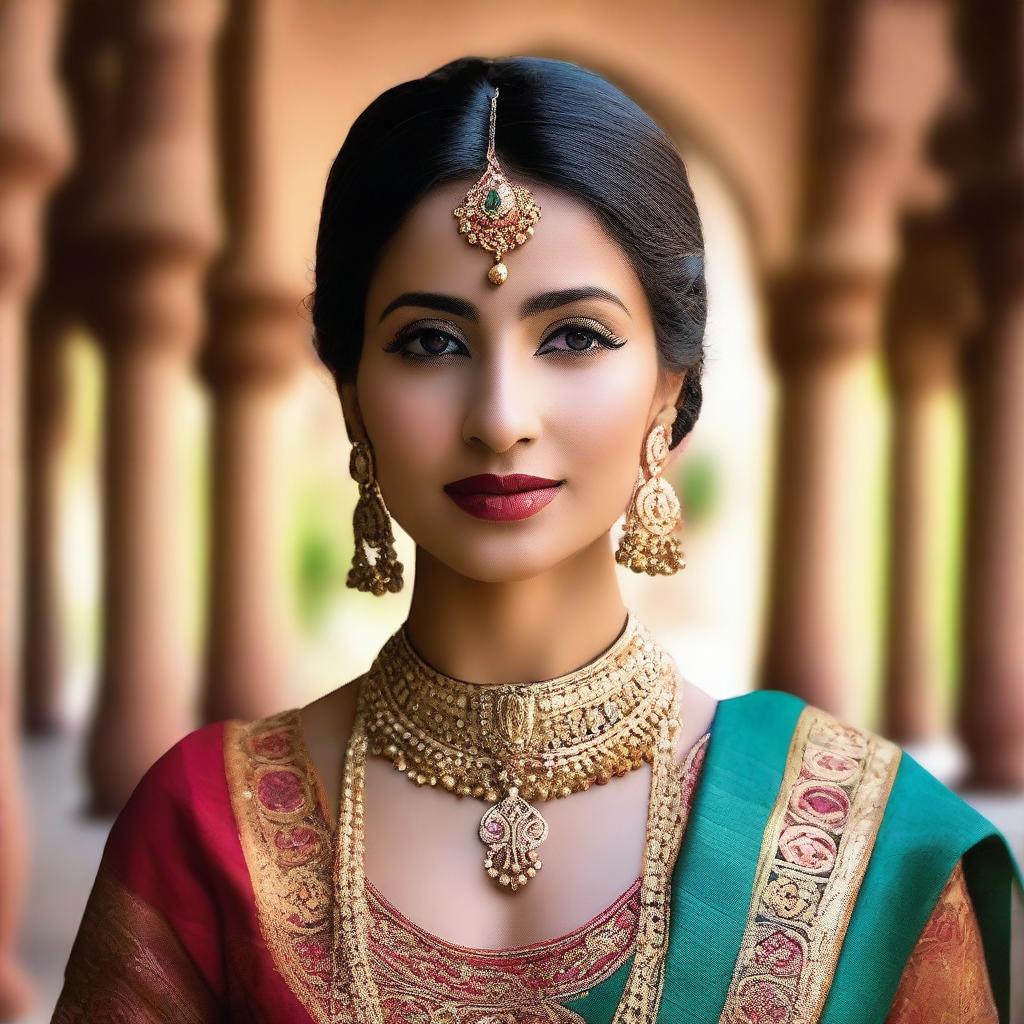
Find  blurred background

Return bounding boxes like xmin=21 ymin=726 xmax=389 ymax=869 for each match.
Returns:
xmin=1 ymin=0 xmax=1022 ymax=1020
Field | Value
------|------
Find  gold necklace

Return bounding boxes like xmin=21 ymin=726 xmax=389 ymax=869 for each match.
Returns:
xmin=331 ymin=661 xmax=691 ymax=1024
xmin=359 ymin=609 xmax=680 ymax=891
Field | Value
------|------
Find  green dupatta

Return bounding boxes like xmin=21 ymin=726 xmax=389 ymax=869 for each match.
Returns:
xmin=563 ymin=689 xmax=1023 ymax=1024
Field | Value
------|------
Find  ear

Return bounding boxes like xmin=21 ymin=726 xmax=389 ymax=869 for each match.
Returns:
xmin=337 ymin=377 xmax=369 ymax=447
xmin=656 ymin=368 xmax=688 ymax=469
xmin=653 ymin=368 xmax=687 ymax=427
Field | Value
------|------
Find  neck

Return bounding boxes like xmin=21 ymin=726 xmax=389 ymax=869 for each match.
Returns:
xmin=404 ymin=533 xmax=629 ymax=686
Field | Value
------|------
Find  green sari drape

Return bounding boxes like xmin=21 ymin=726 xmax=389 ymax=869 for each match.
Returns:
xmin=564 ymin=689 xmax=1023 ymax=1024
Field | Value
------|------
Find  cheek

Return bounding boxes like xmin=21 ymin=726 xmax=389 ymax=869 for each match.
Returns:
xmin=356 ymin=360 xmax=457 ymax=489
xmin=557 ymin=355 xmax=656 ymax=499
xmin=356 ymin=360 xmax=460 ymax=520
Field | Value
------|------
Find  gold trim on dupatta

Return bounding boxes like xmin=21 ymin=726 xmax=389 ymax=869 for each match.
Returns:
xmin=719 ymin=705 xmax=901 ymax=1024
xmin=225 ymin=710 xmax=340 ymax=1023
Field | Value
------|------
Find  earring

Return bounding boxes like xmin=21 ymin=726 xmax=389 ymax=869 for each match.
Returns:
xmin=614 ymin=422 xmax=686 ymax=576
xmin=346 ymin=440 xmax=404 ymax=595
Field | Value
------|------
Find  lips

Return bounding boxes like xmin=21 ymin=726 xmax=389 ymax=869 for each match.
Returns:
xmin=444 ymin=473 xmax=562 ymax=496
xmin=443 ymin=474 xmax=564 ymax=522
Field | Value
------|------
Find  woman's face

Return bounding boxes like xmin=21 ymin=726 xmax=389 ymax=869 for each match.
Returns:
xmin=340 ymin=179 xmax=684 ymax=584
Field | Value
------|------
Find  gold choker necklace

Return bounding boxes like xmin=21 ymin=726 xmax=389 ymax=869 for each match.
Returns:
xmin=360 ymin=609 xmax=681 ymax=891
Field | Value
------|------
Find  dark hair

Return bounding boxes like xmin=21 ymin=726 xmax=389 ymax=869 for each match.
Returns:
xmin=310 ymin=55 xmax=707 ymax=448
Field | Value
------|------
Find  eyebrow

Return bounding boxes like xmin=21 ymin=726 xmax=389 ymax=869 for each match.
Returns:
xmin=376 ymin=286 xmax=631 ymax=324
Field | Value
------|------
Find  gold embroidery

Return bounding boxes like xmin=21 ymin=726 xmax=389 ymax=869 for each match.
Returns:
xmin=226 ymin=706 xmax=710 ymax=1023
xmin=884 ymin=860 xmax=999 ymax=1024
xmin=719 ymin=705 xmax=901 ymax=1024
xmin=333 ymin=697 xmax=697 ymax=1024
xmin=52 ymin=867 xmax=220 ymax=1023
xmin=225 ymin=711 xmax=339 ymax=1023
xmin=364 ymin=874 xmax=641 ymax=1004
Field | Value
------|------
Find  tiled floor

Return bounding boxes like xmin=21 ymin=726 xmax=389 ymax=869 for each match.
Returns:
xmin=11 ymin=728 xmax=1024 ymax=1024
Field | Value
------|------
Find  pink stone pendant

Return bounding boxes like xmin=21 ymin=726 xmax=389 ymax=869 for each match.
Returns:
xmin=478 ymin=786 xmax=549 ymax=892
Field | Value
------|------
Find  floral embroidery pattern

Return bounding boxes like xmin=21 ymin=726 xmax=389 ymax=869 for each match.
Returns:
xmin=226 ymin=708 xmax=710 ymax=1024
xmin=366 ymin=877 xmax=641 ymax=1017
xmin=719 ymin=706 xmax=901 ymax=1024
xmin=884 ymin=860 xmax=999 ymax=1024
xmin=225 ymin=711 xmax=338 ymax=1022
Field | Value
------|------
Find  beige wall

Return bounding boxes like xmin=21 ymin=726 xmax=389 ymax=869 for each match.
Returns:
xmin=266 ymin=0 xmax=813 ymax=291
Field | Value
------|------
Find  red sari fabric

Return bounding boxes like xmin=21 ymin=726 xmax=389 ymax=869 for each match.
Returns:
xmin=52 ymin=713 xmax=1001 ymax=1022
xmin=54 ymin=720 xmax=314 ymax=1020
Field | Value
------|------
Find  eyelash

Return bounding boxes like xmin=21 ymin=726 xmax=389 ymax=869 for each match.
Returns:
xmin=384 ymin=316 xmax=628 ymax=362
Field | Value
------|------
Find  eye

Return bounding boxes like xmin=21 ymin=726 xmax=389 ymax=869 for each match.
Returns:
xmin=384 ymin=321 xmax=468 ymax=361
xmin=383 ymin=315 xmax=627 ymax=362
xmin=538 ymin=316 xmax=627 ymax=358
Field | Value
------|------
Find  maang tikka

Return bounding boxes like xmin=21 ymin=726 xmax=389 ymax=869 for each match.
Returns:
xmin=615 ymin=421 xmax=686 ymax=575
xmin=453 ymin=86 xmax=541 ymax=285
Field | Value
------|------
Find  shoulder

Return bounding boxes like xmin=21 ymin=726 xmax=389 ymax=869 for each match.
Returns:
xmin=113 ymin=719 xmax=230 ymax=831
xmin=130 ymin=718 xmax=230 ymax=802
xmin=101 ymin=719 xmax=238 ymax=885
xmin=723 ymin=689 xmax=1005 ymax=846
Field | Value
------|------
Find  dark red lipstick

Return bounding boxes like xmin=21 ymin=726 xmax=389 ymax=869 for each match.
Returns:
xmin=443 ymin=473 xmax=564 ymax=521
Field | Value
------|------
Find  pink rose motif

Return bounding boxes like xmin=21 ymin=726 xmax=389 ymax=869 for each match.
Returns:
xmin=734 ymin=977 xmax=792 ymax=1023
xmin=251 ymin=728 xmax=294 ymax=760
xmin=789 ymin=781 xmax=850 ymax=832
xmin=925 ymin=905 xmax=963 ymax=946
xmin=753 ymin=927 xmax=804 ymax=977
xmin=274 ymin=825 xmax=322 ymax=866
xmin=778 ymin=824 xmax=837 ymax=874
xmin=804 ymin=746 xmax=858 ymax=783
xmin=257 ymin=769 xmax=306 ymax=813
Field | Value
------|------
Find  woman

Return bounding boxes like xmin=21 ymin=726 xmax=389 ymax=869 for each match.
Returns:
xmin=53 ymin=56 xmax=1021 ymax=1024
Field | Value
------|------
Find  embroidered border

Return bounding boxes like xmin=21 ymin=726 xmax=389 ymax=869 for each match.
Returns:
xmin=366 ymin=874 xmax=641 ymax=1005
xmin=226 ymin=710 xmax=714 ymax=1022
xmin=224 ymin=710 xmax=340 ymax=1024
xmin=719 ymin=705 xmax=901 ymax=1024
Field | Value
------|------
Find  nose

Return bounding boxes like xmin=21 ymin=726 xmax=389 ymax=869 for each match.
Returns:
xmin=461 ymin=345 xmax=542 ymax=455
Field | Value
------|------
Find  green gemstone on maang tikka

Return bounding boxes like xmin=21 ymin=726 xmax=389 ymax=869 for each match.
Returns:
xmin=483 ymin=188 xmax=502 ymax=214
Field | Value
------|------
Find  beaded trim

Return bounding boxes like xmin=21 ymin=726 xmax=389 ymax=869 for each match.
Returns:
xmin=361 ymin=609 xmax=679 ymax=802
xmin=360 ymin=610 xmax=681 ymax=893
xmin=718 ymin=705 xmax=901 ymax=1024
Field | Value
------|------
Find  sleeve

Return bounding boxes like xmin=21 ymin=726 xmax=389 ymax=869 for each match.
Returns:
xmin=51 ymin=724 xmax=229 ymax=1023
xmin=884 ymin=857 xmax=1000 ymax=1024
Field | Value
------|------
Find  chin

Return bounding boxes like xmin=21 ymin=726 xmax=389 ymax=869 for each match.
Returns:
xmin=417 ymin=533 xmax=574 ymax=584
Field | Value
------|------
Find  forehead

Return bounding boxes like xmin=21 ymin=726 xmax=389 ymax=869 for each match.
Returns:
xmin=365 ymin=179 xmax=648 ymax=325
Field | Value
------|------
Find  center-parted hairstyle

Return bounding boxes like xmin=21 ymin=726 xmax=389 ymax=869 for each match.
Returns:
xmin=310 ymin=55 xmax=707 ymax=449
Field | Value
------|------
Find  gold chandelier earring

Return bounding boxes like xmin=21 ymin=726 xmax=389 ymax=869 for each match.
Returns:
xmin=615 ymin=419 xmax=686 ymax=576
xmin=346 ymin=440 xmax=404 ymax=595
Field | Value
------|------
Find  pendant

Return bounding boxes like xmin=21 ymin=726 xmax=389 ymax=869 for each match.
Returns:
xmin=478 ymin=786 xmax=549 ymax=891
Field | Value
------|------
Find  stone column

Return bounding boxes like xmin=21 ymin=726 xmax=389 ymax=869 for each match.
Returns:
xmin=762 ymin=264 xmax=888 ymax=718
xmin=759 ymin=0 xmax=951 ymax=720
xmin=22 ymin=297 xmax=75 ymax=735
xmin=198 ymin=0 xmax=306 ymax=724
xmin=881 ymin=209 xmax=976 ymax=743
xmin=0 ymin=0 xmax=70 ymax=1013
xmin=944 ymin=2 xmax=1024 ymax=788
xmin=23 ymin=0 xmax=120 ymax=735
xmin=80 ymin=0 xmax=223 ymax=815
